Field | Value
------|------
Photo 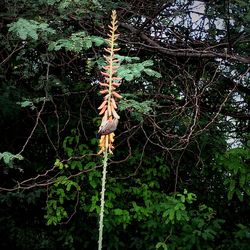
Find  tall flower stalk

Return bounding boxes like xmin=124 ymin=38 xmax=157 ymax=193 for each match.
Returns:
xmin=97 ymin=10 xmax=122 ymax=250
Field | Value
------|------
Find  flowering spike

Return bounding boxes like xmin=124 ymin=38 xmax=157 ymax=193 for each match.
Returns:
xmin=97 ymin=10 xmax=122 ymax=155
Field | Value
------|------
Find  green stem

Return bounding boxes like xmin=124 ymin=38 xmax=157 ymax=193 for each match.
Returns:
xmin=98 ymin=149 xmax=108 ymax=250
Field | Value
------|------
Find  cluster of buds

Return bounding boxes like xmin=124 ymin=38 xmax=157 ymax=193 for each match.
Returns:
xmin=98 ymin=10 xmax=122 ymax=155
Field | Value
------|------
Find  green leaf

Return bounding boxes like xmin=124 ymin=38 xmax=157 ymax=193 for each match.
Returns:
xmin=115 ymin=55 xmax=140 ymax=63
xmin=117 ymin=58 xmax=161 ymax=81
xmin=16 ymin=100 xmax=35 ymax=109
xmin=239 ymin=174 xmax=246 ymax=188
xmin=156 ymin=242 xmax=168 ymax=250
xmin=169 ymin=209 xmax=175 ymax=221
xmin=0 ymin=152 xmax=24 ymax=166
xmin=8 ymin=18 xmax=55 ymax=41
xmin=48 ymin=32 xmax=104 ymax=52
xmin=142 ymin=60 xmax=154 ymax=67
xmin=176 ymin=210 xmax=182 ymax=221
xmin=144 ymin=68 xmax=162 ymax=78
xmin=235 ymin=189 xmax=244 ymax=202
xmin=228 ymin=190 xmax=234 ymax=200
xmin=229 ymin=179 xmax=236 ymax=191
xmin=114 ymin=208 xmax=123 ymax=215
xmin=92 ymin=36 xmax=105 ymax=46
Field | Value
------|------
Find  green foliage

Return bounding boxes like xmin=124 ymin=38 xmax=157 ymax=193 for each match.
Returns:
xmin=162 ymin=190 xmax=196 ymax=225
xmin=117 ymin=56 xmax=161 ymax=81
xmin=215 ymin=146 xmax=250 ymax=201
xmin=0 ymin=152 xmax=23 ymax=167
xmin=45 ymin=175 xmax=80 ymax=225
xmin=120 ymin=96 xmax=156 ymax=121
xmin=40 ymin=0 xmax=103 ymax=13
xmin=156 ymin=204 xmax=225 ymax=250
xmin=233 ymin=224 xmax=250 ymax=249
xmin=16 ymin=97 xmax=49 ymax=110
xmin=16 ymin=100 xmax=36 ymax=109
xmin=8 ymin=18 xmax=55 ymax=40
xmin=48 ymin=32 xmax=105 ymax=52
xmin=46 ymin=133 xmax=98 ymax=226
xmin=62 ymin=129 xmax=94 ymax=158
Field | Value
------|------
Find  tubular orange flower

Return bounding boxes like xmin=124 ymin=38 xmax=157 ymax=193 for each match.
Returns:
xmin=97 ymin=10 xmax=122 ymax=155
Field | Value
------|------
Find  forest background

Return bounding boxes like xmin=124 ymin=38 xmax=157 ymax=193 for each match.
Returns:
xmin=0 ymin=0 xmax=250 ymax=249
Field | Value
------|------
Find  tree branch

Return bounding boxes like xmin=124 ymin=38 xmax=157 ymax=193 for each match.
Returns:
xmin=119 ymin=22 xmax=250 ymax=64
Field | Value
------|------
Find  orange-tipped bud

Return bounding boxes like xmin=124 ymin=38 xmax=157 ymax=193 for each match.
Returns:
xmin=99 ymin=105 xmax=107 ymax=115
xmin=98 ymin=100 xmax=107 ymax=110
xmin=111 ymin=98 xmax=117 ymax=109
xmin=112 ymin=82 xmax=121 ymax=87
xmin=100 ymin=89 xmax=109 ymax=94
xmin=104 ymin=48 xmax=111 ymax=53
xmin=101 ymin=71 xmax=110 ymax=77
xmin=112 ymin=91 xmax=122 ymax=99
xmin=112 ymin=77 xmax=122 ymax=81
xmin=99 ymin=82 xmax=109 ymax=87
